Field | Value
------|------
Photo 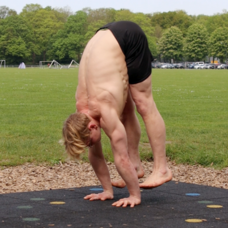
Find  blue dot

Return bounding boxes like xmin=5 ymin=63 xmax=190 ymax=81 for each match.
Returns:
xmin=186 ymin=193 xmax=200 ymax=196
xmin=23 ymin=218 xmax=40 ymax=221
xmin=17 ymin=206 xmax=33 ymax=209
xmin=198 ymin=200 xmax=213 ymax=204
xmin=90 ymin=188 xmax=103 ymax=191
xmin=30 ymin=198 xmax=45 ymax=201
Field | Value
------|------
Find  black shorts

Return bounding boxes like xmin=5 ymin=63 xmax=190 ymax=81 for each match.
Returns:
xmin=97 ymin=21 xmax=154 ymax=84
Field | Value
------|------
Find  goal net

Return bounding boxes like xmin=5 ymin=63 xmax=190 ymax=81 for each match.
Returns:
xmin=68 ymin=60 xmax=79 ymax=68
xmin=0 ymin=60 xmax=6 ymax=68
xmin=39 ymin=60 xmax=63 ymax=69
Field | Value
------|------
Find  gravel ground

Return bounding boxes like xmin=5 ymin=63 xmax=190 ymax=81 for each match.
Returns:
xmin=0 ymin=160 xmax=228 ymax=194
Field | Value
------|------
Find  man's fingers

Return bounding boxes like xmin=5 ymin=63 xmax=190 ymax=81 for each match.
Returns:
xmin=112 ymin=198 xmax=138 ymax=208
xmin=122 ymin=201 xmax=128 ymax=208
xmin=84 ymin=194 xmax=92 ymax=199
xmin=84 ymin=194 xmax=96 ymax=200
xmin=84 ymin=192 xmax=113 ymax=201
xmin=112 ymin=201 xmax=122 ymax=207
xmin=112 ymin=199 xmax=128 ymax=207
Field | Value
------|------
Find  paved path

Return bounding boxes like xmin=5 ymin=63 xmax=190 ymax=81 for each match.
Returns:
xmin=0 ymin=181 xmax=227 ymax=227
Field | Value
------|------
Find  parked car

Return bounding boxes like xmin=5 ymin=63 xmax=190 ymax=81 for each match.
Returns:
xmin=206 ymin=64 xmax=215 ymax=69
xmin=199 ymin=64 xmax=208 ymax=69
xmin=173 ymin=63 xmax=184 ymax=69
xmin=188 ymin=63 xmax=195 ymax=69
xmin=202 ymin=64 xmax=209 ymax=69
xmin=178 ymin=63 xmax=185 ymax=69
xmin=161 ymin=64 xmax=168 ymax=69
xmin=194 ymin=63 xmax=204 ymax=69
xmin=156 ymin=63 xmax=162 ymax=68
xmin=217 ymin=64 xmax=227 ymax=69
xmin=167 ymin=64 xmax=174 ymax=69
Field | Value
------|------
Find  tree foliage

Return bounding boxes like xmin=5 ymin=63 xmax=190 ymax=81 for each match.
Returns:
xmin=0 ymin=15 xmax=32 ymax=63
xmin=48 ymin=11 xmax=88 ymax=61
xmin=184 ymin=24 xmax=209 ymax=61
xmin=149 ymin=10 xmax=193 ymax=36
xmin=158 ymin=26 xmax=183 ymax=61
xmin=209 ymin=27 xmax=228 ymax=62
xmin=0 ymin=6 xmax=17 ymax=19
xmin=0 ymin=5 xmax=228 ymax=64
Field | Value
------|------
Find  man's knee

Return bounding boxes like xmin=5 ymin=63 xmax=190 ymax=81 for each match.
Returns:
xmin=134 ymin=97 xmax=156 ymax=117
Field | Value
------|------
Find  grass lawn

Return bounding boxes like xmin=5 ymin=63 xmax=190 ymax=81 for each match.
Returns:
xmin=0 ymin=68 xmax=227 ymax=169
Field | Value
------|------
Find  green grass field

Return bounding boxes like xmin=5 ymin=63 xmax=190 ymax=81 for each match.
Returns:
xmin=0 ymin=68 xmax=227 ymax=169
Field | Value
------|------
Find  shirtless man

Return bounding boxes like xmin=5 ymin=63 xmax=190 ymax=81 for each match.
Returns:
xmin=63 ymin=21 xmax=172 ymax=208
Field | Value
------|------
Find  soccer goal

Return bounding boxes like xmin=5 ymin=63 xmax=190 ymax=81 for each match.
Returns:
xmin=0 ymin=60 xmax=6 ymax=68
xmin=68 ymin=60 xmax=79 ymax=69
xmin=39 ymin=60 xmax=63 ymax=69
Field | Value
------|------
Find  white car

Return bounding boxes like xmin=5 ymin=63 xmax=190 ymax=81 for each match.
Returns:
xmin=194 ymin=63 xmax=204 ymax=69
xmin=199 ymin=64 xmax=208 ymax=69
xmin=161 ymin=64 xmax=168 ymax=69
xmin=217 ymin=64 xmax=226 ymax=69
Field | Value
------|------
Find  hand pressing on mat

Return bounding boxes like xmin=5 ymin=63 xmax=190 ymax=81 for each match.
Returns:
xmin=84 ymin=191 xmax=114 ymax=201
xmin=112 ymin=196 xmax=141 ymax=208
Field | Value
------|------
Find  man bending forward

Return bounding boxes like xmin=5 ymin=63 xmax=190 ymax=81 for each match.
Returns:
xmin=63 ymin=21 xmax=172 ymax=208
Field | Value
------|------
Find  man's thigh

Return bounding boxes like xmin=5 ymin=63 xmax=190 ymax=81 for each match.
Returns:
xmin=129 ymin=75 xmax=153 ymax=101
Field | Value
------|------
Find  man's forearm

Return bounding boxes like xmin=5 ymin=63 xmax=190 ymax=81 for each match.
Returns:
xmin=89 ymin=141 xmax=113 ymax=193
xmin=111 ymin=132 xmax=140 ymax=198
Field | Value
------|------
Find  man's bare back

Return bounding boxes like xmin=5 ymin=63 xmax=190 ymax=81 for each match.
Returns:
xmin=76 ymin=30 xmax=128 ymax=119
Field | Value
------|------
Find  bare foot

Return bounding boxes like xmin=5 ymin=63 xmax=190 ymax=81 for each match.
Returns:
xmin=112 ymin=166 xmax=145 ymax=188
xmin=139 ymin=168 xmax=172 ymax=189
xmin=111 ymin=178 xmax=126 ymax=188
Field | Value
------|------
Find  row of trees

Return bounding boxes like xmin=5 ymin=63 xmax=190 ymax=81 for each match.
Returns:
xmin=158 ymin=25 xmax=228 ymax=63
xmin=0 ymin=5 xmax=228 ymax=64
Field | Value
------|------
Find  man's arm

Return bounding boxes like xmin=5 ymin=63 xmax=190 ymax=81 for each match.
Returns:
xmin=100 ymin=105 xmax=141 ymax=207
xmin=84 ymin=140 xmax=114 ymax=201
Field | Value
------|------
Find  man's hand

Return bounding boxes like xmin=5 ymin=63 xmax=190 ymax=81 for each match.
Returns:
xmin=84 ymin=191 xmax=113 ymax=201
xmin=112 ymin=196 xmax=141 ymax=208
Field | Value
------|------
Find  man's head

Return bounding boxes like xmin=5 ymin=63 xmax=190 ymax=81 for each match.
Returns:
xmin=62 ymin=112 xmax=101 ymax=159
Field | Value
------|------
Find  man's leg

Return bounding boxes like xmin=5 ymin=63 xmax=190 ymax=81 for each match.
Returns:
xmin=130 ymin=75 xmax=172 ymax=188
xmin=111 ymin=92 xmax=144 ymax=188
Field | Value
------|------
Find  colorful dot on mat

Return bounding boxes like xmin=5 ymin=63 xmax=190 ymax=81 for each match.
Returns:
xmin=198 ymin=201 xmax=213 ymax=204
xmin=207 ymin=205 xmax=223 ymax=208
xmin=30 ymin=198 xmax=45 ymax=201
xmin=90 ymin=188 xmax=103 ymax=191
xmin=17 ymin=206 xmax=33 ymax=209
xmin=185 ymin=219 xmax=203 ymax=223
xmin=23 ymin=218 xmax=40 ymax=222
xmin=185 ymin=193 xmax=200 ymax=196
xmin=50 ymin=201 xmax=66 ymax=205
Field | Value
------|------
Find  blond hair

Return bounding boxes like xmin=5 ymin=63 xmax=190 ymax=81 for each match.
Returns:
xmin=62 ymin=112 xmax=90 ymax=159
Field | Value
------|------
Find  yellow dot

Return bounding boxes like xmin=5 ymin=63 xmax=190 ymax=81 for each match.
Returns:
xmin=185 ymin=219 xmax=203 ymax=223
xmin=50 ymin=201 xmax=65 ymax=205
xmin=207 ymin=205 xmax=223 ymax=208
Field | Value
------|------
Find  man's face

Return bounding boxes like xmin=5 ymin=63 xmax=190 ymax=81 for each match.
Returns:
xmin=86 ymin=125 xmax=101 ymax=148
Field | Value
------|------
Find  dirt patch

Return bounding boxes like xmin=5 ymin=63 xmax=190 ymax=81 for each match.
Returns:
xmin=0 ymin=161 xmax=227 ymax=194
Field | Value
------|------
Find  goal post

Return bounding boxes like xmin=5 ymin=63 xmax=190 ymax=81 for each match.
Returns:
xmin=68 ymin=60 xmax=79 ymax=68
xmin=0 ymin=60 xmax=6 ymax=68
xmin=39 ymin=60 xmax=63 ymax=69
xmin=49 ymin=60 xmax=63 ymax=69
xmin=39 ymin=61 xmax=52 ymax=68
